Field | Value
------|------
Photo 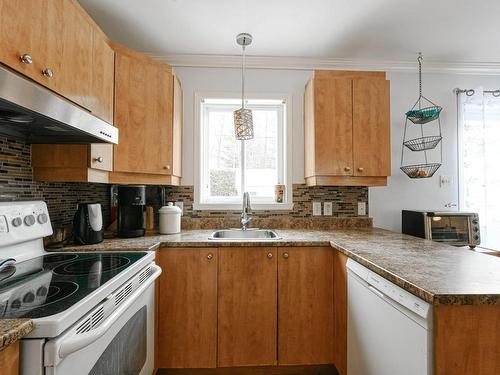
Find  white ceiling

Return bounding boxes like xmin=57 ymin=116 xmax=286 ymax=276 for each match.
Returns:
xmin=78 ymin=0 xmax=500 ymax=64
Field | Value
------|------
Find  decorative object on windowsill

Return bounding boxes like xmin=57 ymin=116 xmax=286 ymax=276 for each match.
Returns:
xmin=274 ymin=184 xmax=285 ymax=203
xmin=234 ymin=33 xmax=254 ymax=140
xmin=400 ymin=53 xmax=443 ymax=179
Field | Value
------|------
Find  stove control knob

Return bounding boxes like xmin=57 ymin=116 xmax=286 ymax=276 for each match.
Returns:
xmin=23 ymin=292 xmax=35 ymax=303
xmin=37 ymin=213 xmax=48 ymax=224
xmin=11 ymin=299 xmax=21 ymax=309
xmin=12 ymin=217 xmax=23 ymax=227
xmin=24 ymin=215 xmax=36 ymax=226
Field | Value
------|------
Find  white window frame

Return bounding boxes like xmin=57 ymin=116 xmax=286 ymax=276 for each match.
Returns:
xmin=193 ymin=91 xmax=293 ymax=211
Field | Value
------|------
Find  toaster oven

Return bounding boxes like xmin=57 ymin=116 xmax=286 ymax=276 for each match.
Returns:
xmin=402 ymin=210 xmax=480 ymax=248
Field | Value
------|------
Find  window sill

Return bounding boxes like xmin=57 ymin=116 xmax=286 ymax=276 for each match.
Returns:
xmin=193 ymin=202 xmax=294 ymax=211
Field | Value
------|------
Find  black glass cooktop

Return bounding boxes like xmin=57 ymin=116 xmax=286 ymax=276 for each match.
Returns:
xmin=0 ymin=252 xmax=147 ymax=319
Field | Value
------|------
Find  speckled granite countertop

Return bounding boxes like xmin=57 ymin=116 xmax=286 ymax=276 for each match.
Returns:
xmin=57 ymin=228 xmax=500 ymax=306
xmin=0 ymin=319 xmax=33 ymax=351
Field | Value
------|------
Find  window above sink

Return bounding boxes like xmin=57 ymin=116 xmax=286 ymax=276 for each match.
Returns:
xmin=194 ymin=93 xmax=293 ymax=211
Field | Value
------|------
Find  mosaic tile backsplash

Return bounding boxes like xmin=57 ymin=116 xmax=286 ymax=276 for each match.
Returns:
xmin=1 ymin=136 xmax=368 ymax=229
xmin=0 ymin=137 xmax=110 ymax=227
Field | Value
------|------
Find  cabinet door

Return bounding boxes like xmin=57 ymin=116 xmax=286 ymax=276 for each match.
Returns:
xmin=278 ymin=247 xmax=334 ymax=365
xmin=352 ymin=78 xmax=391 ymax=176
xmin=113 ymin=46 xmax=173 ymax=175
xmin=314 ymin=77 xmax=353 ymax=176
xmin=218 ymin=247 xmax=277 ymax=367
xmin=0 ymin=341 xmax=19 ymax=375
xmin=157 ymin=248 xmax=217 ymax=368
xmin=0 ymin=0 xmax=60 ymax=92
xmin=171 ymin=74 xmax=183 ymax=178
xmin=57 ymin=0 xmax=93 ymax=110
xmin=90 ymin=29 xmax=114 ymax=124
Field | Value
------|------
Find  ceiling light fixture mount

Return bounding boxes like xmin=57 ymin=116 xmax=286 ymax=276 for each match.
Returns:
xmin=234 ymin=32 xmax=254 ymax=140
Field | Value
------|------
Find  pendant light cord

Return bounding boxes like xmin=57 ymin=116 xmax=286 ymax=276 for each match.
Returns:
xmin=241 ymin=44 xmax=246 ymax=109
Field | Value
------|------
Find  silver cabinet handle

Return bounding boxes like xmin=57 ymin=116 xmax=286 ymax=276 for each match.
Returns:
xmin=43 ymin=68 xmax=54 ymax=78
xmin=267 ymin=252 xmax=273 ymax=259
xmin=357 ymin=167 xmax=364 ymax=172
xmin=283 ymin=252 xmax=289 ymax=259
xmin=93 ymin=157 xmax=104 ymax=163
xmin=20 ymin=54 xmax=33 ymax=64
xmin=344 ymin=166 xmax=351 ymax=172
xmin=163 ymin=165 xmax=171 ymax=170
xmin=207 ymin=253 xmax=213 ymax=261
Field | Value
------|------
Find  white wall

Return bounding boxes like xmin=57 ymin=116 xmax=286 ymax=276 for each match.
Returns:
xmin=370 ymin=72 xmax=500 ymax=232
xmin=174 ymin=67 xmax=311 ymax=185
xmin=175 ymin=66 xmax=500 ymax=232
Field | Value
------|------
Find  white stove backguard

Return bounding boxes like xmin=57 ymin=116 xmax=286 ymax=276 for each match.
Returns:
xmin=0 ymin=201 xmax=53 ymax=262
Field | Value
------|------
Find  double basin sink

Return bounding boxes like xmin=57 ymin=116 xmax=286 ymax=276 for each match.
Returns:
xmin=209 ymin=229 xmax=282 ymax=241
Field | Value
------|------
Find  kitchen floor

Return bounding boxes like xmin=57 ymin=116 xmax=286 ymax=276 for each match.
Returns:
xmin=157 ymin=365 xmax=338 ymax=375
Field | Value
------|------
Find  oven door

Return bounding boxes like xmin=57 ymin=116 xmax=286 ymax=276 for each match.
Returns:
xmin=43 ymin=264 xmax=160 ymax=375
xmin=427 ymin=214 xmax=471 ymax=246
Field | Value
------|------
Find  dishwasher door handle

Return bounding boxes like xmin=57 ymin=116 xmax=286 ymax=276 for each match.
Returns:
xmin=368 ymin=285 xmax=385 ymax=299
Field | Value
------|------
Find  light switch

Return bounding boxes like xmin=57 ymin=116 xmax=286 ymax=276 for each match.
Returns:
xmin=312 ymin=202 xmax=322 ymax=216
xmin=324 ymin=202 xmax=333 ymax=216
xmin=358 ymin=202 xmax=367 ymax=216
xmin=174 ymin=201 xmax=184 ymax=215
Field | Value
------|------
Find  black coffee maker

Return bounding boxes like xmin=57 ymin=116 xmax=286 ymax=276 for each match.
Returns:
xmin=117 ymin=185 xmax=146 ymax=238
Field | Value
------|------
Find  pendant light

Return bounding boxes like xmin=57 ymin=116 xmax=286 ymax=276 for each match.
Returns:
xmin=234 ymin=33 xmax=254 ymax=140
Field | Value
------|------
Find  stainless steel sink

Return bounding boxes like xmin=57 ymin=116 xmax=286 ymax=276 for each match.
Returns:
xmin=208 ymin=229 xmax=282 ymax=241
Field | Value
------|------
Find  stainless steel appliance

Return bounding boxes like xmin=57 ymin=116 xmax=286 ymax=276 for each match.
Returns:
xmin=0 ymin=201 xmax=161 ymax=375
xmin=117 ymin=185 xmax=146 ymax=238
xmin=0 ymin=64 xmax=118 ymax=144
xmin=73 ymin=203 xmax=104 ymax=245
xmin=402 ymin=210 xmax=480 ymax=248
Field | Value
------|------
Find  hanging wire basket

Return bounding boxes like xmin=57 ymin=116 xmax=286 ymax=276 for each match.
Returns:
xmin=403 ymin=135 xmax=442 ymax=152
xmin=406 ymin=105 xmax=442 ymax=124
xmin=400 ymin=163 xmax=441 ymax=179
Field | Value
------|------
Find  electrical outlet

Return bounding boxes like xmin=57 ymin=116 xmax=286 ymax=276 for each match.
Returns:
xmin=174 ymin=201 xmax=184 ymax=215
xmin=312 ymin=201 xmax=322 ymax=216
xmin=357 ymin=202 xmax=367 ymax=216
xmin=324 ymin=202 xmax=333 ymax=216
xmin=440 ymin=175 xmax=452 ymax=188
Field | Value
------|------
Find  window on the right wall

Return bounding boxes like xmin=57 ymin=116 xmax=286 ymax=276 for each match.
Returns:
xmin=458 ymin=88 xmax=500 ymax=249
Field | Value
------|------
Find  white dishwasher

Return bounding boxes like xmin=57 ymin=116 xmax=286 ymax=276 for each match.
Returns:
xmin=347 ymin=259 xmax=432 ymax=375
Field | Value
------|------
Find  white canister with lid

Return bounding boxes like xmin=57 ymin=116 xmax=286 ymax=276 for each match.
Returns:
xmin=159 ymin=202 xmax=182 ymax=234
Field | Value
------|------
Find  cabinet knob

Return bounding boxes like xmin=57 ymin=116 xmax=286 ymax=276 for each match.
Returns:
xmin=207 ymin=253 xmax=213 ymax=261
xmin=357 ymin=167 xmax=364 ymax=172
xmin=93 ymin=156 xmax=104 ymax=163
xmin=267 ymin=252 xmax=273 ymax=259
xmin=344 ymin=166 xmax=351 ymax=172
xmin=283 ymin=252 xmax=289 ymax=259
xmin=42 ymin=68 xmax=54 ymax=78
xmin=20 ymin=54 xmax=33 ymax=64
xmin=163 ymin=165 xmax=171 ymax=170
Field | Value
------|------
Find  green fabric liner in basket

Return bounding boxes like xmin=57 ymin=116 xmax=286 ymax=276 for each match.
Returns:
xmin=405 ymin=106 xmax=441 ymax=118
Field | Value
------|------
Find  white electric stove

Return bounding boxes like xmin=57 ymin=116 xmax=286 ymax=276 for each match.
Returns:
xmin=0 ymin=201 xmax=161 ymax=375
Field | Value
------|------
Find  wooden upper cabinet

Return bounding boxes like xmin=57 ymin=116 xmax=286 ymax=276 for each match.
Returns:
xmin=218 ymin=247 xmax=278 ymax=367
xmin=0 ymin=0 xmax=114 ymax=119
xmin=0 ymin=0 xmax=60 ymax=92
xmin=304 ymin=70 xmax=391 ymax=186
xmin=157 ymin=248 xmax=218 ymax=369
xmin=90 ymin=29 xmax=114 ymax=124
xmin=278 ymin=247 xmax=335 ymax=365
xmin=110 ymin=44 xmax=181 ymax=185
xmin=353 ymin=78 xmax=391 ymax=177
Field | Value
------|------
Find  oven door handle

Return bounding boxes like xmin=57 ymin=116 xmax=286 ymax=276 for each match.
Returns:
xmin=47 ymin=264 xmax=161 ymax=365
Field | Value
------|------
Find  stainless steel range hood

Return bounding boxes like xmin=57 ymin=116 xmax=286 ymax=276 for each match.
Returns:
xmin=0 ymin=65 xmax=118 ymax=144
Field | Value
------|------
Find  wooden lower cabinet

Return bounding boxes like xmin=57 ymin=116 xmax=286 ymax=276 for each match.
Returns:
xmin=0 ymin=341 xmax=20 ymax=375
xmin=157 ymin=248 xmax=218 ymax=369
xmin=278 ymin=247 xmax=334 ymax=365
xmin=218 ymin=247 xmax=278 ymax=367
xmin=156 ymin=246 xmax=346 ymax=372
